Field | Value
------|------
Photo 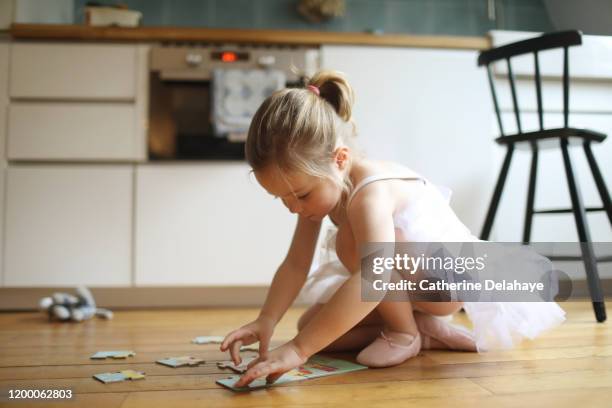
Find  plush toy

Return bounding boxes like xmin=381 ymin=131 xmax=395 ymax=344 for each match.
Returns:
xmin=39 ymin=286 xmax=113 ymax=322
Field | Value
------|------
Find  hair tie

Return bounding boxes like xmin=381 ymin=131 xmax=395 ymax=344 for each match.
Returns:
xmin=306 ymin=85 xmax=320 ymax=96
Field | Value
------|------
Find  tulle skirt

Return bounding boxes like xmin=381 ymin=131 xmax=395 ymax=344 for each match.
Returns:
xmin=301 ymin=259 xmax=566 ymax=353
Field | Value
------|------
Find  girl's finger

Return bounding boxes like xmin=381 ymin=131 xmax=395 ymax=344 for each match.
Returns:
xmin=235 ymin=362 xmax=271 ymax=387
xmin=266 ymin=371 xmax=284 ymax=384
xmin=230 ymin=340 xmax=243 ymax=365
xmin=258 ymin=337 xmax=270 ymax=358
xmin=246 ymin=356 xmax=262 ymax=370
xmin=220 ymin=330 xmax=240 ymax=351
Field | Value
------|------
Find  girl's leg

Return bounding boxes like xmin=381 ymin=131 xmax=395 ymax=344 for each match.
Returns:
xmin=412 ymin=301 xmax=464 ymax=316
xmin=297 ymin=303 xmax=383 ymax=351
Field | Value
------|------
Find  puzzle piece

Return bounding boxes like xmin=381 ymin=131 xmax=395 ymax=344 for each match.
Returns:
xmin=192 ymin=336 xmax=262 ymax=352
xmin=239 ymin=345 xmax=260 ymax=352
xmin=217 ymin=356 xmax=257 ymax=373
xmin=192 ymin=336 xmax=225 ymax=344
xmin=216 ymin=355 xmax=367 ymax=392
xmin=93 ymin=369 xmax=145 ymax=383
xmin=157 ymin=356 xmax=205 ymax=368
xmin=90 ymin=350 xmax=135 ymax=359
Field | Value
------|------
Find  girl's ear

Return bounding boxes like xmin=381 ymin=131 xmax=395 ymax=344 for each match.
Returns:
xmin=333 ymin=146 xmax=350 ymax=170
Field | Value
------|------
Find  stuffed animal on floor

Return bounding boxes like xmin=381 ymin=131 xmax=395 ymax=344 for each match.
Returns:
xmin=39 ymin=286 xmax=113 ymax=322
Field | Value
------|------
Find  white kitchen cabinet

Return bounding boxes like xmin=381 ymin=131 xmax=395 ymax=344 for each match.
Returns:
xmin=488 ymin=31 xmax=612 ymax=247
xmin=321 ymin=45 xmax=494 ymax=234
xmin=4 ymin=166 xmax=133 ymax=286
xmin=0 ymin=40 xmax=8 ymax=286
xmin=10 ymin=42 xmax=137 ymax=100
xmin=8 ymin=102 xmax=141 ymax=161
xmin=135 ymin=163 xmax=295 ymax=286
xmin=7 ymin=42 xmax=148 ymax=162
xmin=494 ymin=113 xmax=612 ymax=242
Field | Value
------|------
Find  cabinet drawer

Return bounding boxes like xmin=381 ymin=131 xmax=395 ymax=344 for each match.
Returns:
xmin=10 ymin=43 xmax=136 ymax=99
xmin=8 ymin=102 xmax=144 ymax=161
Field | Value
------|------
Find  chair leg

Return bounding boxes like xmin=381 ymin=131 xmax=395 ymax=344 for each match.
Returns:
xmin=583 ymin=141 xmax=612 ymax=226
xmin=561 ymin=139 xmax=606 ymax=323
xmin=481 ymin=144 xmax=515 ymax=240
xmin=523 ymin=144 xmax=538 ymax=244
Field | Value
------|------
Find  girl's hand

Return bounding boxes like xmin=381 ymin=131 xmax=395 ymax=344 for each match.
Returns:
xmin=234 ymin=340 xmax=308 ymax=388
xmin=220 ymin=316 xmax=275 ymax=365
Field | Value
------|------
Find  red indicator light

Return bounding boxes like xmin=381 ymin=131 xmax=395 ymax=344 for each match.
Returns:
xmin=221 ymin=52 xmax=237 ymax=62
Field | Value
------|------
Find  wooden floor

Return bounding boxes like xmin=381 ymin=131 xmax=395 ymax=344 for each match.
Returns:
xmin=0 ymin=302 xmax=611 ymax=407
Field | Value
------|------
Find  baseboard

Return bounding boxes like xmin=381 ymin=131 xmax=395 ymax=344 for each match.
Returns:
xmin=0 ymin=286 xmax=312 ymax=311
xmin=0 ymin=280 xmax=609 ymax=311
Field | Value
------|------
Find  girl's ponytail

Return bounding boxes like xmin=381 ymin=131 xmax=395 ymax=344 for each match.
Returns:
xmin=308 ymin=70 xmax=355 ymax=122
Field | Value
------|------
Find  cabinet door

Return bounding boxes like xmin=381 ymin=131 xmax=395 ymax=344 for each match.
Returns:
xmin=10 ymin=42 xmax=136 ymax=100
xmin=8 ymin=102 xmax=142 ymax=161
xmin=321 ymin=45 xmax=494 ymax=234
xmin=0 ymin=41 xmax=7 ymax=286
xmin=4 ymin=166 xmax=133 ymax=287
xmin=135 ymin=164 xmax=295 ymax=285
xmin=494 ymin=112 xmax=612 ymax=243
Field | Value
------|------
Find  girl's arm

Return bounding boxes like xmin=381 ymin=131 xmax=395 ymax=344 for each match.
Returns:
xmin=258 ymin=215 xmax=322 ymax=325
xmin=292 ymin=185 xmax=396 ymax=357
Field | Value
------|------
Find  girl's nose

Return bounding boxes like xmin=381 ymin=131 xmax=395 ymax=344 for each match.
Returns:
xmin=283 ymin=197 xmax=302 ymax=214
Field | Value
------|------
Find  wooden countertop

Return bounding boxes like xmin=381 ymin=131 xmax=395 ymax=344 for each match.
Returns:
xmin=10 ymin=24 xmax=490 ymax=50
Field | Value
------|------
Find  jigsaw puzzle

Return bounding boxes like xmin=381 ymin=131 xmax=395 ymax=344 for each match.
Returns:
xmin=90 ymin=350 xmax=136 ymax=359
xmin=192 ymin=336 xmax=262 ymax=352
xmin=217 ymin=356 xmax=257 ymax=373
xmin=216 ymin=355 xmax=367 ymax=392
xmin=157 ymin=356 xmax=205 ymax=368
xmin=93 ymin=369 xmax=145 ymax=383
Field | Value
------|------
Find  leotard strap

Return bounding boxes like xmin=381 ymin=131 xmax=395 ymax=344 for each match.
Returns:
xmin=346 ymin=173 xmax=426 ymax=209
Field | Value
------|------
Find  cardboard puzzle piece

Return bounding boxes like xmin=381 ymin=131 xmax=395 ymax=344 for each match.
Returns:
xmin=240 ymin=346 xmax=260 ymax=352
xmin=192 ymin=336 xmax=261 ymax=352
xmin=192 ymin=336 xmax=225 ymax=344
xmin=216 ymin=355 xmax=367 ymax=392
xmin=217 ymin=356 xmax=257 ymax=373
xmin=157 ymin=356 xmax=205 ymax=368
xmin=90 ymin=350 xmax=136 ymax=359
xmin=93 ymin=369 xmax=145 ymax=383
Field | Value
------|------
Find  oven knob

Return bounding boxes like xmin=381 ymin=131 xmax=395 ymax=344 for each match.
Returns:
xmin=258 ymin=55 xmax=276 ymax=67
xmin=185 ymin=53 xmax=203 ymax=67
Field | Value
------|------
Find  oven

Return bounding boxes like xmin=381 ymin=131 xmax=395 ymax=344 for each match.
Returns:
xmin=148 ymin=44 xmax=320 ymax=160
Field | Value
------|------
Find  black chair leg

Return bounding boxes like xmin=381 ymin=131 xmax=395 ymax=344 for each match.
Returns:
xmin=523 ymin=144 xmax=538 ymax=244
xmin=561 ymin=139 xmax=606 ymax=323
xmin=481 ymin=144 xmax=515 ymax=240
xmin=583 ymin=141 xmax=612 ymax=226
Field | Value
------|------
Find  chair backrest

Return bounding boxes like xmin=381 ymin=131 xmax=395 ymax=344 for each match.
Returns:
xmin=478 ymin=30 xmax=583 ymax=136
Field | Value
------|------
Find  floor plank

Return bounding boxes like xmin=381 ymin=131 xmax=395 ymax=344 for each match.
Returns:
xmin=0 ymin=301 xmax=610 ymax=407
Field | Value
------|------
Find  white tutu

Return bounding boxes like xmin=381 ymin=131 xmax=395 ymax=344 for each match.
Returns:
xmin=299 ymin=174 xmax=567 ymax=353
xmin=463 ymin=302 xmax=566 ymax=352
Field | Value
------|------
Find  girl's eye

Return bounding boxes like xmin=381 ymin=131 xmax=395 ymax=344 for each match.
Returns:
xmin=298 ymin=192 xmax=310 ymax=200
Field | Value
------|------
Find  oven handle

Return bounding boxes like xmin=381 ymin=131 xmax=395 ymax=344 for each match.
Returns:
xmin=159 ymin=70 xmax=211 ymax=81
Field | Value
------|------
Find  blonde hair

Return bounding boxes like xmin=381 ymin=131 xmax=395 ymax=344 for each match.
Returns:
xmin=245 ymin=70 xmax=358 ymax=196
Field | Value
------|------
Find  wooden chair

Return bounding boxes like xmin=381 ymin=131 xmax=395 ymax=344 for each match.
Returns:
xmin=478 ymin=30 xmax=611 ymax=322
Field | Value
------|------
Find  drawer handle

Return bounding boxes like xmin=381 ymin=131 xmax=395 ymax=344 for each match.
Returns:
xmin=185 ymin=53 xmax=203 ymax=67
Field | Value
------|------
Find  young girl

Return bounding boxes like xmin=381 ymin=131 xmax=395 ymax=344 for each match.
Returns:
xmin=220 ymin=70 xmax=566 ymax=387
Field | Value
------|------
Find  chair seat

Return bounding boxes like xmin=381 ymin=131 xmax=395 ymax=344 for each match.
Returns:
xmin=495 ymin=128 xmax=607 ymax=150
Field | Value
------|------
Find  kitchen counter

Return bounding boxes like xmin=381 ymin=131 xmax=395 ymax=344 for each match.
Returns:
xmin=10 ymin=23 xmax=490 ymax=50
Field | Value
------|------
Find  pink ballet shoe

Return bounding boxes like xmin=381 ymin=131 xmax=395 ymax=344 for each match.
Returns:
xmin=356 ymin=330 xmax=421 ymax=368
xmin=414 ymin=311 xmax=477 ymax=351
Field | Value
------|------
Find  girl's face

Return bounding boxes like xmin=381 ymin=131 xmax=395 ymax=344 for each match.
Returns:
xmin=255 ymin=165 xmax=343 ymax=222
